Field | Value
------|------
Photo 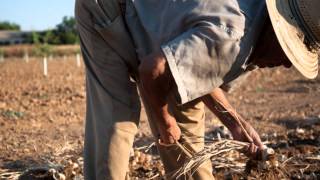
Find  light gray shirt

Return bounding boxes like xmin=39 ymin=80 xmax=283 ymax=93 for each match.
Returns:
xmin=125 ymin=0 xmax=267 ymax=104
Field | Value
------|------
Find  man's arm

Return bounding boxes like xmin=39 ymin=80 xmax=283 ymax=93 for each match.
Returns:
xmin=202 ymin=88 xmax=265 ymax=158
xmin=138 ymin=22 xmax=234 ymax=145
xmin=137 ymin=13 xmax=260 ymax=146
xmin=138 ymin=51 xmax=264 ymax=155
xmin=139 ymin=51 xmax=181 ymax=144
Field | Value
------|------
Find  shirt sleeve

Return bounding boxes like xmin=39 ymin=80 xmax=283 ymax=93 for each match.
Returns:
xmin=161 ymin=22 xmax=243 ymax=104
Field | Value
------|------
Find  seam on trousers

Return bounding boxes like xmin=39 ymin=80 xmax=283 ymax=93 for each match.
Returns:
xmin=114 ymin=127 xmax=137 ymax=135
xmin=113 ymin=124 xmax=138 ymax=134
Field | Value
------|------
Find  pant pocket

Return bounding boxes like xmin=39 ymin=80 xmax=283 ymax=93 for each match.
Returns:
xmin=94 ymin=15 xmax=139 ymax=76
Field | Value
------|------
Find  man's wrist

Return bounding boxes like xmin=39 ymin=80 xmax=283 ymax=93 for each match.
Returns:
xmin=157 ymin=108 xmax=176 ymax=128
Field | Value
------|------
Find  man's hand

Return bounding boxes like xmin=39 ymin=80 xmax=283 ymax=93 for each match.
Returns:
xmin=157 ymin=114 xmax=181 ymax=144
xmin=228 ymin=118 xmax=265 ymax=159
xmin=202 ymin=88 xmax=264 ymax=159
xmin=229 ymin=119 xmax=263 ymax=146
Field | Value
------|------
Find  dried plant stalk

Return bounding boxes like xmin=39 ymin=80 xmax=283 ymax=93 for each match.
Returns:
xmin=172 ymin=139 xmax=275 ymax=179
xmin=0 ymin=170 xmax=21 ymax=180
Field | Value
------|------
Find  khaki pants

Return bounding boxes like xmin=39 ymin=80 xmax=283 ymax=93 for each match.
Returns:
xmin=75 ymin=0 xmax=214 ymax=179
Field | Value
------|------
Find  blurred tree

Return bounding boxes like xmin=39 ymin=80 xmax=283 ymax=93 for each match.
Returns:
xmin=56 ymin=16 xmax=76 ymax=32
xmin=0 ymin=21 xmax=20 ymax=31
xmin=33 ymin=44 xmax=53 ymax=57
xmin=55 ymin=16 xmax=79 ymax=44
xmin=48 ymin=31 xmax=61 ymax=44
xmin=31 ymin=31 xmax=40 ymax=44
xmin=43 ymin=30 xmax=54 ymax=44
xmin=7 ymin=17 xmax=79 ymax=45
xmin=0 ymin=48 xmax=4 ymax=58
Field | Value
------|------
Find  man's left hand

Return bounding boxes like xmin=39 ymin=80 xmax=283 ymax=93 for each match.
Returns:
xmin=228 ymin=119 xmax=265 ymax=159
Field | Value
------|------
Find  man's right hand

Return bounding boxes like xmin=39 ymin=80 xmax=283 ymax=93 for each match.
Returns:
xmin=157 ymin=114 xmax=181 ymax=145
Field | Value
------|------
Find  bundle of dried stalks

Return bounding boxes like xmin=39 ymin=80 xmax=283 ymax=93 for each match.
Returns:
xmin=172 ymin=139 xmax=275 ymax=179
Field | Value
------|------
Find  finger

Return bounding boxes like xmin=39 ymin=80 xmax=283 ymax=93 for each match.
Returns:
xmin=174 ymin=134 xmax=181 ymax=141
xmin=253 ymin=139 xmax=264 ymax=149
xmin=250 ymin=143 xmax=256 ymax=156
xmin=251 ymin=133 xmax=264 ymax=148
xmin=157 ymin=134 xmax=176 ymax=146
xmin=158 ymin=139 xmax=174 ymax=147
xmin=247 ymin=143 xmax=258 ymax=159
xmin=168 ymin=136 xmax=175 ymax=144
xmin=249 ymin=143 xmax=254 ymax=153
xmin=172 ymin=135 xmax=180 ymax=142
xmin=244 ymin=143 xmax=253 ymax=157
xmin=253 ymin=145 xmax=258 ymax=157
xmin=157 ymin=134 xmax=170 ymax=145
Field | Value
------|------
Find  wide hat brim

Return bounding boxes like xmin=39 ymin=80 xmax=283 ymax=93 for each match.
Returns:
xmin=266 ymin=0 xmax=319 ymax=79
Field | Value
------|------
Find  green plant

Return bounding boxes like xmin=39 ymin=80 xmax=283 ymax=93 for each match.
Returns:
xmin=1 ymin=110 xmax=25 ymax=119
xmin=43 ymin=30 xmax=54 ymax=44
xmin=0 ymin=48 xmax=4 ymax=61
xmin=75 ymin=47 xmax=81 ymax=54
xmin=33 ymin=44 xmax=53 ymax=57
xmin=31 ymin=31 xmax=40 ymax=44
xmin=0 ymin=48 xmax=4 ymax=56
xmin=255 ymin=86 xmax=265 ymax=93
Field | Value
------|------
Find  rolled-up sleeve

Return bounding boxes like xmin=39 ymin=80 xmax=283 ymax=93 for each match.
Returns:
xmin=161 ymin=22 xmax=243 ymax=104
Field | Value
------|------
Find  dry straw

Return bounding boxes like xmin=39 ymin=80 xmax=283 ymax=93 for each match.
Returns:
xmin=170 ymin=139 xmax=273 ymax=179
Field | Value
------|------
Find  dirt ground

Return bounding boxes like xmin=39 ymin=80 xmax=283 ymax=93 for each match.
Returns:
xmin=0 ymin=57 xmax=319 ymax=179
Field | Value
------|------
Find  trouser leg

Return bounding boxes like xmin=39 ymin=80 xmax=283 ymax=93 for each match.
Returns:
xmin=139 ymin=85 xmax=214 ymax=180
xmin=163 ymin=97 xmax=214 ymax=180
xmin=75 ymin=0 xmax=140 ymax=179
xmin=84 ymin=71 xmax=140 ymax=180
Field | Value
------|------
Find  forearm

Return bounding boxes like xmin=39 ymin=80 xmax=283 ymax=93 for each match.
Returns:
xmin=202 ymin=88 xmax=245 ymax=130
xmin=139 ymin=52 xmax=174 ymax=126
xmin=202 ymin=88 xmax=254 ymax=143
xmin=142 ymin=86 xmax=173 ymax=128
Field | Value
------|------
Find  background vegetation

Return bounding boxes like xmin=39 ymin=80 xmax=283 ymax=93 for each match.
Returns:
xmin=0 ymin=21 xmax=20 ymax=31
xmin=0 ymin=16 xmax=79 ymax=45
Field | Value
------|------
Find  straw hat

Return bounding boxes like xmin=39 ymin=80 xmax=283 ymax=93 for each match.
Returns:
xmin=266 ymin=0 xmax=319 ymax=79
